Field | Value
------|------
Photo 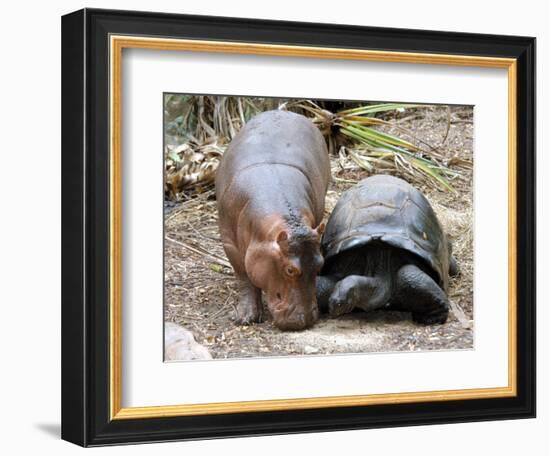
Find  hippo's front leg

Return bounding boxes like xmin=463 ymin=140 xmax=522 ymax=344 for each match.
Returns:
xmin=235 ymin=278 xmax=263 ymax=325
xmin=223 ymin=241 xmax=263 ymax=325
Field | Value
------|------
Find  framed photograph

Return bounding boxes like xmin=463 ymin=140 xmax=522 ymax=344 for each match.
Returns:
xmin=61 ymin=8 xmax=535 ymax=447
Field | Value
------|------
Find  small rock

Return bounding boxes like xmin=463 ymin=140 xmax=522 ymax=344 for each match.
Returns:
xmin=304 ymin=345 xmax=319 ymax=355
xmin=165 ymin=322 xmax=212 ymax=361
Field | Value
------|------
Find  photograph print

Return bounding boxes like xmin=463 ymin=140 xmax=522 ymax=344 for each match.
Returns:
xmin=163 ymin=95 xmax=474 ymax=361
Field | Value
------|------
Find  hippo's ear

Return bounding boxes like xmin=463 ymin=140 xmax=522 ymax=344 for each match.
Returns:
xmin=314 ymin=222 xmax=325 ymax=237
xmin=276 ymin=230 xmax=289 ymax=252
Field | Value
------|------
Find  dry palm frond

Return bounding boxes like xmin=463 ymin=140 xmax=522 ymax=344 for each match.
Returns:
xmin=164 ymin=95 xmax=470 ymax=199
xmin=165 ymin=96 xmax=286 ymax=199
xmin=165 ymin=141 xmax=224 ymax=198
xmin=285 ymin=100 xmax=462 ymax=192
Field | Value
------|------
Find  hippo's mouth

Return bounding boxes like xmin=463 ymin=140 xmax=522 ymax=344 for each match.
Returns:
xmin=270 ymin=301 xmax=319 ymax=331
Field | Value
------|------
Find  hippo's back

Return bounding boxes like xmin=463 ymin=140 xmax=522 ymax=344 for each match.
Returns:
xmin=215 ymin=110 xmax=330 ymax=201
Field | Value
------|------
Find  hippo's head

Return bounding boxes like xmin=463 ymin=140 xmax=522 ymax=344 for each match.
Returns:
xmin=245 ymin=221 xmax=325 ymax=331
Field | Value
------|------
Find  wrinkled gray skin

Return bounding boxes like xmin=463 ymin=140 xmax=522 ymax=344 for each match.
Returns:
xmin=216 ymin=110 xmax=330 ymax=331
xmin=316 ymin=175 xmax=459 ymax=324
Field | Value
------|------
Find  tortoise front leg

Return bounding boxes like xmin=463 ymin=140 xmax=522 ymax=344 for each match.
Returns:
xmin=392 ymin=264 xmax=449 ymax=325
xmin=316 ymin=275 xmax=339 ymax=314
xmin=326 ymin=275 xmax=390 ymax=317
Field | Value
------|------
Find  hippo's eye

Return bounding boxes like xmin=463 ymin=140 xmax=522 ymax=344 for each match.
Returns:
xmin=285 ymin=265 xmax=300 ymax=277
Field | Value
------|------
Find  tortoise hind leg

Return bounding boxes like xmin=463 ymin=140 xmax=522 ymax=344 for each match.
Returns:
xmin=449 ymin=255 xmax=460 ymax=277
xmin=393 ymin=264 xmax=449 ymax=325
xmin=447 ymin=240 xmax=460 ymax=277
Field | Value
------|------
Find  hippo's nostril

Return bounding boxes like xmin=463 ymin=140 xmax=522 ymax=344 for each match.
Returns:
xmin=276 ymin=293 xmax=281 ymax=300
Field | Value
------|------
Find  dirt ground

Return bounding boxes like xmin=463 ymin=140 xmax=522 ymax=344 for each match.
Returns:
xmin=164 ymin=106 xmax=474 ymax=359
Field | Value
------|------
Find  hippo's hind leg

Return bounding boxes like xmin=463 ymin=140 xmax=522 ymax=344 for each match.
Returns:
xmin=235 ymin=278 xmax=263 ymax=325
xmin=326 ymin=275 xmax=390 ymax=317
xmin=392 ymin=264 xmax=449 ymax=325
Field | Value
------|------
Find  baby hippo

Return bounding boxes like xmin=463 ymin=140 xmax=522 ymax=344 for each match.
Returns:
xmin=216 ymin=110 xmax=330 ymax=330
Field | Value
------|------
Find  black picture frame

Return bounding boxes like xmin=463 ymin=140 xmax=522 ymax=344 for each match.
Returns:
xmin=62 ymin=8 xmax=536 ymax=447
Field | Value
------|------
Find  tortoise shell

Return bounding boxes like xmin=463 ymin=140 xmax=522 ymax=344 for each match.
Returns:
xmin=322 ymin=175 xmax=451 ymax=292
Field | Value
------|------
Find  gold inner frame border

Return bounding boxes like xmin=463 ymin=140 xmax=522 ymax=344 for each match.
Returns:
xmin=109 ymin=35 xmax=517 ymax=420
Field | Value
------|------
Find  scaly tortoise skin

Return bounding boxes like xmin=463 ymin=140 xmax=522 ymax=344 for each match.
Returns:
xmin=316 ymin=175 xmax=458 ymax=324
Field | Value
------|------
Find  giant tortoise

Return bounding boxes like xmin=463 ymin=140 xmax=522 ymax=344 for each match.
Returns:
xmin=316 ymin=175 xmax=458 ymax=324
